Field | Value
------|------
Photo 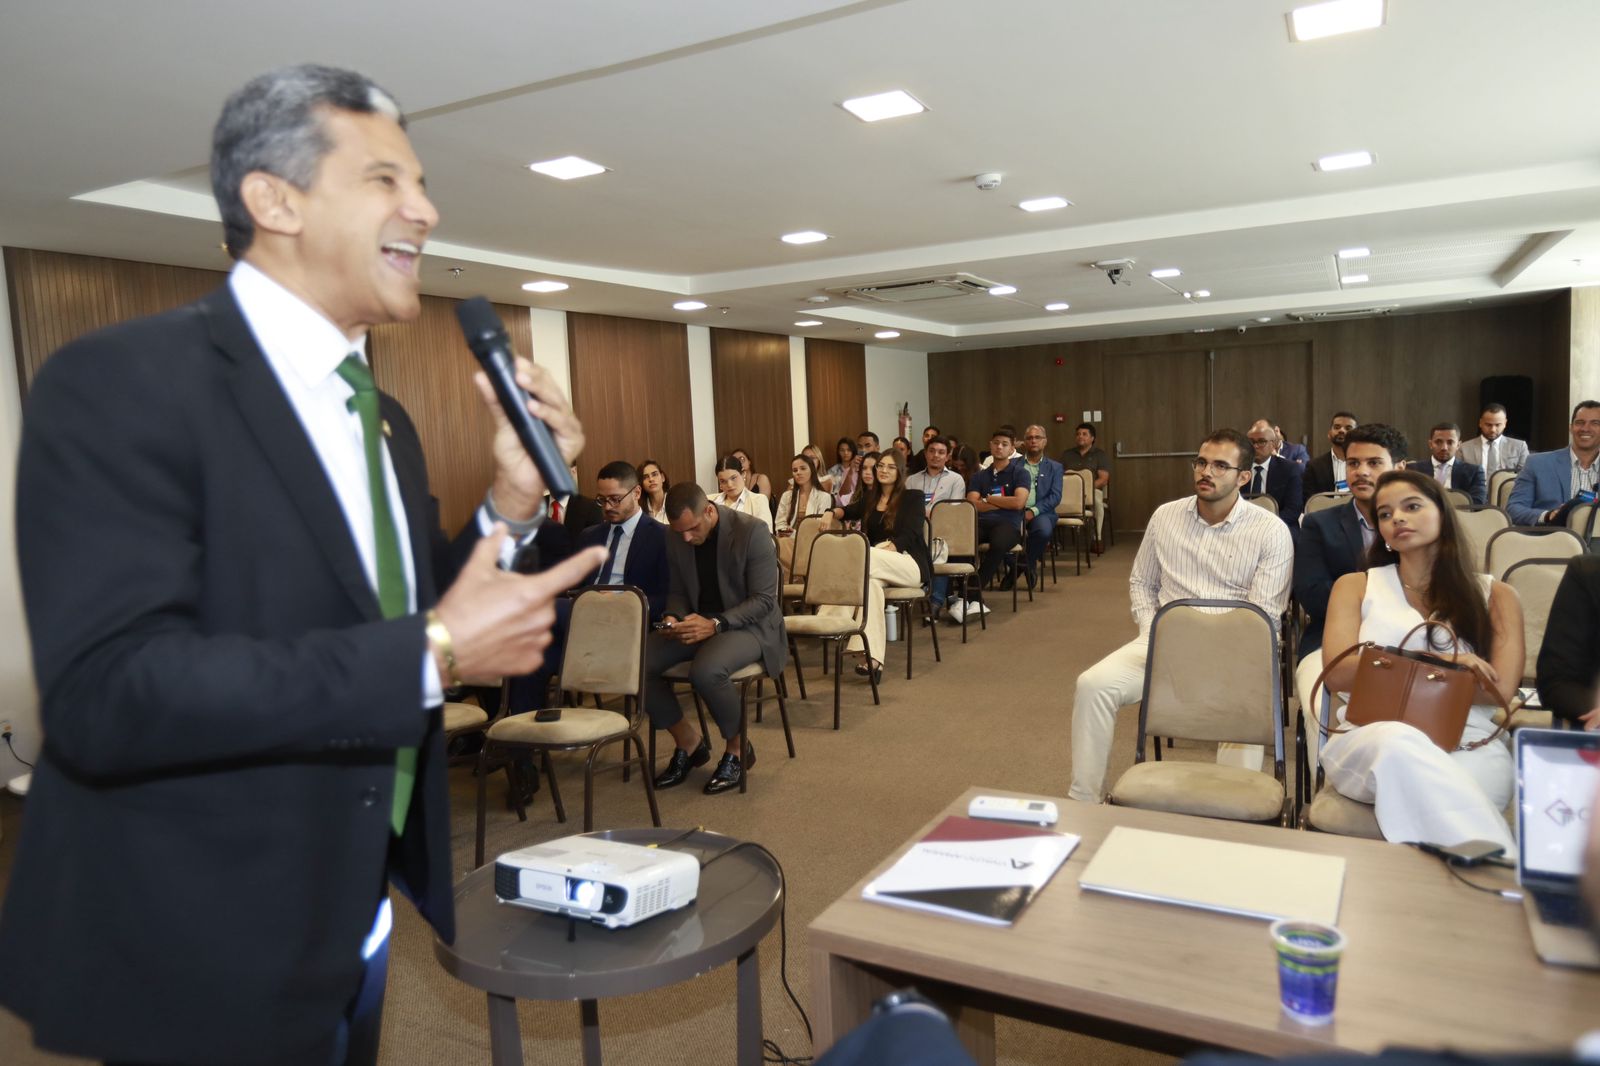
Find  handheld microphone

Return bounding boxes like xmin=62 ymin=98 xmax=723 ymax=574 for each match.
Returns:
xmin=455 ymin=297 xmax=577 ymax=499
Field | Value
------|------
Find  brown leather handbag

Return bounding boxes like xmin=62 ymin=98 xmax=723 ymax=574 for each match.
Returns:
xmin=1311 ymin=620 xmax=1513 ymax=752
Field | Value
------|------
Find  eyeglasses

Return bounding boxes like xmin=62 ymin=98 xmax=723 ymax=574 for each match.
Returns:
xmin=594 ymin=493 xmax=634 ymax=507
xmin=1191 ymin=458 xmax=1244 ymax=475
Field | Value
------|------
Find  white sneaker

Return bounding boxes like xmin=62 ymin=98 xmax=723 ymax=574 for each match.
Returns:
xmin=969 ymin=599 xmax=992 ymax=616
xmin=946 ymin=600 xmax=967 ymax=624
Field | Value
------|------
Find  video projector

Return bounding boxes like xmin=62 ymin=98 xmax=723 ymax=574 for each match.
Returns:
xmin=494 ymin=835 xmax=700 ymax=929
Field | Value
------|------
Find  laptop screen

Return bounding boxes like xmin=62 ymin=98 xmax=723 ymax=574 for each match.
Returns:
xmin=1516 ymin=729 xmax=1600 ymax=885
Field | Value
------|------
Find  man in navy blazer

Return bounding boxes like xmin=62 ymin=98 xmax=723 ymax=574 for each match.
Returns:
xmin=1418 ymin=422 xmax=1487 ymax=505
xmin=578 ymin=461 xmax=669 ymax=620
xmin=0 ymin=65 xmax=604 ymax=1066
xmin=1246 ymin=421 xmax=1305 ymax=529
xmin=1275 ymin=426 xmax=1310 ymax=469
xmin=1507 ymin=401 xmax=1600 ymax=526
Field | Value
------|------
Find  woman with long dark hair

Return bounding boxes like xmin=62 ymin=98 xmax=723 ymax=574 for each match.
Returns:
xmin=714 ymin=454 xmax=773 ymax=530
xmin=638 ymin=459 xmax=670 ymax=524
xmin=822 ymin=449 xmax=931 ymax=682
xmin=827 ymin=437 xmax=860 ymax=505
xmin=729 ymin=447 xmax=773 ymax=501
xmin=773 ymin=452 xmax=832 ymax=575
xmin=1317 ymin=469 xmax=1524 ymax=848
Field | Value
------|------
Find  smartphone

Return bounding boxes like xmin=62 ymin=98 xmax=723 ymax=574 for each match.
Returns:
xmin=534 ymin=707 xmax=562 ymax=723
xmin=651 ymin=619 xmax=675 ymax=631
xmin=1418 ymin=839 xmax=1504 ymax=866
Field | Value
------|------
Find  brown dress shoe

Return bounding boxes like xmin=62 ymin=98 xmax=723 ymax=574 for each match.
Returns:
xmin=1092 ymin=539 xmax=1105 ymax=555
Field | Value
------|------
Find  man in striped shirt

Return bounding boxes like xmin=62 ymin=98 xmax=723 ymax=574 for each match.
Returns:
xmin=1067 ymin=429 xmax=1294 ymax=802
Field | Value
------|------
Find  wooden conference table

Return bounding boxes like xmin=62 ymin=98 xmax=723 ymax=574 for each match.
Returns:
xmin=809 ymin=787 xmax=1600 ymax=1062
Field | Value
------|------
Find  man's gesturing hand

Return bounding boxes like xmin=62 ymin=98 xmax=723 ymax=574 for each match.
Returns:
xmin=473 ymin=356 xmax=586 ymax=522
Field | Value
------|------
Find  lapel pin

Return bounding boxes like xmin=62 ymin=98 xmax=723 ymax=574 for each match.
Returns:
xmin=382 ymin=419 xmax=393 ymax=438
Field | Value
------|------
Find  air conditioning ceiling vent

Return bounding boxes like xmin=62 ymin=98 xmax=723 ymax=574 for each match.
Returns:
xmin=828 ymin=273 xmax=1000 ymax=304
xmin=1287 ymin=306 xmax=1398 ymax=322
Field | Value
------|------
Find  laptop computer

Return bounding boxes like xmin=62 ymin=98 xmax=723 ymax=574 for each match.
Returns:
xmin=1514 ymin=727 xmax=1600 ymax=969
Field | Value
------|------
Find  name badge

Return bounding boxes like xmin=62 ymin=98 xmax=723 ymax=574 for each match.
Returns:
xmin=990 ymin=486 xmax=1003 ymax=495
xmin=924 ymin=491 xmax=934 ymax=504
xmin=1334 ymin=479 xmax=1348 ymax=492
xmin=1578 ymin=489 xmax=1597 ymax=504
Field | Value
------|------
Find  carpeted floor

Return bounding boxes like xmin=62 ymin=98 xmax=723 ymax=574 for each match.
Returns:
xmin=1 ymin=536 xmax=1261 ymax=1065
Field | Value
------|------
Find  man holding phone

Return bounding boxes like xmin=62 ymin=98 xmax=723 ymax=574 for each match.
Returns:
xmin=1506 ymin=401 xmax=1600 ymax=527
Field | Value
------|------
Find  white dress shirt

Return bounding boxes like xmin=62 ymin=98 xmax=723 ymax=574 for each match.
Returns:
xmin=1572 ymin=449 xmax=1599 ymax=496
xmin=1432 ymin=457 xmax=1455 ymax=485
xmin=1332 ymin=454 xmax=1348 ymax=486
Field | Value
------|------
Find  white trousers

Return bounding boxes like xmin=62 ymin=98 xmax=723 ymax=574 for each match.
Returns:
xmin=1068 ymin=637 xmax=1148 ymax=802
xmin=817 ymin=546 xmax=923 ymax=665
xmin=1092 ymin=487 xmax=1106 ymax=538
xmin=1320 ymin=710 xmax=1514 ymax=849
xmin=1295 ymin=651 xmax=1327 ymax=768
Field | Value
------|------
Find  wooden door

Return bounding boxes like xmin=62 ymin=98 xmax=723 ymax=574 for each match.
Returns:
xmin=1211 ymin=341 xmax=1314 ymax=452
xmin=1105 ymin=349 xmax=1209 ymax=531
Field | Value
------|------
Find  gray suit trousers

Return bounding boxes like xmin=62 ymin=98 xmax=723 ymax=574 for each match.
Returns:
xmin=646 ymin=630 xmax=764 ymax=741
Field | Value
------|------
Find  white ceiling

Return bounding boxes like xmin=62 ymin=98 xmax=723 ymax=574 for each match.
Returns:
xmin=4 ymin=0 xmax=1600 ymax=350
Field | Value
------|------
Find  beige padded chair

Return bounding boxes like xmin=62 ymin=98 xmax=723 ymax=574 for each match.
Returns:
xmin=930 ymin=499 xmax=984 ymax=642
xmin=884 ymin=579 xmax=941 ymax=680
xmin=473 ymin=587 xmax=659 ymax=866
xmin=1502 ymin=558 xmax=1570 ymax=686
xmin=1052 ymin=472 xmax=1087 ymax=578
xmin=1455 ymin=505 xmax=1510 ymax=573
xmin=783 ymin=531 xmax=878 ymax=728
xmin=977 ymin=540 xmax=1032 ymax=611
xmin=1072 ymin=468 xmax=1099 ymax=568
xmin=1443 ymin=487 xmax=1472 ymax=509
xmin=1567 ymin=502 xmax=1598 ymax=543
xmin=1489 ymin=469 xmax=1518 ymax=510
xmin=1244 ymin=493 xmax=1279 ymax=515
xmin=1301 ymin=686 xmax=1383 ymax=839
xmin=654 ymin=657 xmax=796 ymax=794
xmin=1485 ymin=526 xmax=1584 ymax=582
xmin=781 ymin=512 xmax=829 ymax=610
xmin=1304 ymin=491 xmax=1352 ymax=516
xmin=1108 ymin=599 xmax=1288 ymax=824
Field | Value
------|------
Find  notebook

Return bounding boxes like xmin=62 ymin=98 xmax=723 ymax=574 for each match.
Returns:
xmin=1514 ymin=728 xmax=1600 ymax=969
xmin=1078 ymin=826 xmax=1345 ymax=924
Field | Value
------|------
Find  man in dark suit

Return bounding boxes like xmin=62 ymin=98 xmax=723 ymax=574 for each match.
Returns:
xmin=581 ymin=461 xmax=669 ymax=618
xmin=648 ymin=483 xmax=787 ymax=795
xmin=525 ymin=474 xmax=604 ymax=570
xmin=0 ymin=65 xmax=603 ymax=1066
xmin=1535 ymin=555 xmax=1600 ymax=729
xmin=1303 ymin=410 xmax=1359 ymax=497
xmin=1418 ymin=422 xmax=1487 ymax=504
xmin=1275 ymin=426 xmax=1310 ymax=468
xmin=1246 ymin=420 xmax=1305 ymax=528
xmin=1293 ymin=424 xmax=1407 ymax=725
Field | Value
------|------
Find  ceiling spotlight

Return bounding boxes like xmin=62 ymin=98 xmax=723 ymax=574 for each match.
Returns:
xmin=1044 ymin=302 xmax=1070 ymax=311
xmin=1256 ymin=316 xmax=1273 ymax=323
xmin=781 ymin=231 xmax=829 ymax=245
xmin=1341 ymin=274 xmax=1370 ymax=284
xmin=1314 ymin=150 xmax=1375 ymax=172
xmin=1338 ymin=247 xmax=1371 ymax=259
xmin=527 ymin=155 xmax=608 ymax=180
xmin=521 ymin=280 xmax=569 ymax=293
xmin=874 ymin=330 xmax=901 ymax=339
xmin=1150 ymin=268 xmax=1182 ymax=279
xmin=805 ymin=295 xmax=831 ymax=304
xmin=988 ymin=285 xmax=1018 ymax=296
xmin=1288 ymin=0 xmax=1385 ymax=42
xmin=448 ymin=267 xmax=465 ymax=277
xmin=1193 ymin=327 xmax=1216 ymax=333
xmin=1018 ymin=196 xmax=1071 ymax=212
xmin=840 ymin=90 xmax=926 ymax=122
xmin=1194 ymin=289 xmax=1211 ymax=298
xmin=673 ymin=300 xmax=708 ymax=311
xmin=794 ymin=319 xmax=823 ymax=327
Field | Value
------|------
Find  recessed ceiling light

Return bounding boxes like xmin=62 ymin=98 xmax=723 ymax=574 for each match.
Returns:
xmin=521 ymin=280 xmax=569 ymax=293
xmin=781 ymin=230 xmax=829 ymax=245
xmin=1018 ymin=196 xmax=1071 ymax=213
xmin=840 ymin=90 xmax=926 ymax=123
xmin=1194 ymin=327 xmax=1216 ymax=333
xmin=527 ymin=155 xmax=608 ymax=180
xmin=988 ymin=285 xmax=1018 ymax=296
xmin=1044 ymin=302 xmax=1070 ymax=311
xmin=1150 ymin=268 xmax=1182 ymax=279
xmin=1288 ymin=0 xmax=1386 ymax=42
xmin=1341 ymin=274 xmax=1370 ymax=284
xmin=804 ymin=295 xmax=831 ymax=304
xmin=1338 ymin=246 xmax=1371 ymax=259
xmin=1256 ymin=316 xmax=1273 ymax=323
xmin=1194 ymin=289 xmax=1211 ymax=298
xmin=794 ymin=319 xmax=823 ymax=327
xmin=874 ymin=330 xmax=901 ymax=339
xmin=673 ymin=300 xmax=708 ymax=311
xmin=1314 ymin=150 xmax=1375 ymax=172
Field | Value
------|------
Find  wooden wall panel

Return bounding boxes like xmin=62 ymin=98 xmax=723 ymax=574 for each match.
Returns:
xmin=927 ymin=342 xmax=1105 ymax=457
xmin=566 ymin=312 xmax=695 ymax=495
xmin=805 ymin=338 xmax=868 ymax=456
xmin=709 ymin=327 xmax=794 ymax=486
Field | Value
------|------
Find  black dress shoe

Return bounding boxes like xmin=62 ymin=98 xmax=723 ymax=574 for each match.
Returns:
xmin=703 ymin=742 xmax=754 ymax=795
xmin=653 ymin=737 xmax=711 ymax=789
xmin=505 ymin=756 xmax=540 ymax=810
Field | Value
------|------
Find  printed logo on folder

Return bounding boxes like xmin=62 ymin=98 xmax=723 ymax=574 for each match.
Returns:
xmin=862 ymin=816 xmax=1079 ymax=926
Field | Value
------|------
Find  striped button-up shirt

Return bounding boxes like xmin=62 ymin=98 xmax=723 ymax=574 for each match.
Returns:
xmin=1129 ymin=494 xmax=1294 ymax=637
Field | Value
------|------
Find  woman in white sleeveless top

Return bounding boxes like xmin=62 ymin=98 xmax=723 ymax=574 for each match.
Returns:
xmin=1318 ymin=469 xmax=1524 ymax=849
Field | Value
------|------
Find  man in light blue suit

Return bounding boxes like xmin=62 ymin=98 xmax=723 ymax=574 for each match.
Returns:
xmin=1017 ymin=424 xmax=1064 ymax=590
xmin=1506 ymin=400 xmax=1600 ymax=525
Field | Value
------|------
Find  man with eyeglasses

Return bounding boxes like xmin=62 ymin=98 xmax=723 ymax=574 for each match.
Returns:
xmin=1067 ymin=429 xmax=1293 ymax=803
xmin=1246 ymin=419 xmax=1305 ymax=529
xmin=1507 ymin=401 xmax=1600 ymax=527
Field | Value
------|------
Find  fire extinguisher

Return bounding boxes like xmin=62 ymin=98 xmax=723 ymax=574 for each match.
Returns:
xmin=897 ymin=401 xmax=910 ymax=441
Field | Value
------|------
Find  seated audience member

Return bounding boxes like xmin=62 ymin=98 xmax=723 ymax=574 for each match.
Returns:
xmin=825 ymin=449 xmax=931 ymax=681
xmin=1017 ymin=424 xmax=1064 ymax=590
xmin=730 ymin=446 xmax=773 ymax=503
xmin=907 ymin=436 xmax=967 ymax=618
xmin=853 ymin=451 xmax=881 ymax=521
xmin=907 ymin=424 xmax=941 ymax=475
xmin=537 ymin=470 xmax=604 ymax=560
xmin=956 ymin=428 xmax=1030 ymax=619
xmin=977 ymin=424 xmax=1017 ymax=469
xmin=827 ymin=438 xmax=861 ymax=505
xmin=857 ymin=430 xmax=881 ymax=458
xmin=714 ymin=455 xmax=774 ymax=531
xmin=1061 ymin=421 xmax=1111 ymax=554
xmin=1246 ymin=419 xmax=1305 ymax=528
xmin=1535 ymin=555 xmax=1600 ymax=730
xmin=1458 ymin=402 xmax=1530 ymax=476
xmin=891 ymin=436 xmax=913 ymax=467
xmin=1068 ymin=429 xmax=1293 ymax=803
xmin=639 ymin=458 xmax=670 ymax=524
xmin=1304 ymin=411 xmax=1359 ymax=497
xmin=803 ymin=443 xmax=834 ymax=492
xmin=1293 ymin=424 xmax=1406 ymax=720
xmin=1317 ymin=470 xmax=1523 ymax=848
xmin=774 ymin=452 xmax=833 ymax=575
xmin=1419 ymin=422 xmax=1487 ymax=505
xmin=1507 ymin=400 xmax=1600 ymax=526
xmin=949 ymin=444 xmax=978 ymax=484
xmin=648 ymin=483 xmax=786 ymax=794
xmin=1275 ymin=427 xmax=1309 ymax=468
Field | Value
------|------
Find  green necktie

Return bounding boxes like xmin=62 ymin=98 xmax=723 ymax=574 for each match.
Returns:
xmin=336 ymin=354 xmax=416 ymax=836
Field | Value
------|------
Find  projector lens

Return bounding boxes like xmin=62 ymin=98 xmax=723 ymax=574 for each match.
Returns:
xmin=567 ymin=878 xmax=600 ymax=909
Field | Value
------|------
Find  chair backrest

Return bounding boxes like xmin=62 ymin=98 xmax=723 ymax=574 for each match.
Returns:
xmin=1140 ymin=599 xmax=1283 ymax=756
xmin=1304 ymin=492 xmax=1351 ymax=516
xmin=789 ymin=512 xmax=829 ymax=580
xmin=930 ymin=499 xmax=977 ymax=556
xmin=1454 ymin=505 xmax=1510 ymax=574
xmin=1566 ymin=502 xmax=1598 ymax=541
xmin=1056 ymin=470 xmax=1085 ymax=517
xmin=1244 ymin=493 xmax=1279 ymax=516
xmin=1489 ymin=469 xmax=1517 ymax=510
xmin=803 ymin=530 xmax=870 ymax=609
xmin=559 ymin=586 xmax=647 ymax=697
xmin=1444 ymin=487 xmax=1472 ymax=510
xmin=1502 ymin=558 xmax=1569 ymax=683
xmin=1485 ymin=526 xmax=1585 ymax=582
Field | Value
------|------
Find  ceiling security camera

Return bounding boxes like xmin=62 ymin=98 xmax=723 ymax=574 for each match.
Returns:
xmin=1236 ymin=325 xmax=1248 ymax=334
xmin=975 ymin=172 xmax=1003 ymax=191
xmin=1106 ymin=267 xmax=1125 ymax=286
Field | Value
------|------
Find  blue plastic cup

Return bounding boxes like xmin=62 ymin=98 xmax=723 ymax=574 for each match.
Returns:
xmin=1270 ymin=919 xmax=1346 ymax=1025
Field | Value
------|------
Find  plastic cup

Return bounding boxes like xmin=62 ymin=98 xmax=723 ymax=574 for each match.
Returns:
xmin=1269 ymin=918 xmax=1346 ymax=1025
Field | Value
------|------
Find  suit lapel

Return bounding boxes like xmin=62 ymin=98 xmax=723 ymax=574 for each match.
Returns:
xmin=380 ymin=395 xmax=436 ymax=607
xmin=205 ymin=289 xmax=382 ymax=622
xmin=716 ymin=506 xmax=737 ymax=609
xmin=1339 ymin=503 xmax=1366 ymax=567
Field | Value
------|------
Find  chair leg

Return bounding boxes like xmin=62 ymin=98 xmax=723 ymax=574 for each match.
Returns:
xmin=904 ymin=604 xmax=914 ymax=680
xmin=632 ymin=728 xmax=662 ymax=826
xmin=506 ymin=750 xmax=529 ymax=825
xmin=832 ymin=639 xmax=843 ymax=730
xmin=773 ymin=672 xmax=796 ymax=757
xmin=865 ymin=632 xmax=880 ymax=706
xmin=789 ymin=638 xmax=808 ymax=700
xmin=474 ymin=743 xmax=490 ymax=869
xmin=739 ymin=685 xmax=751 ymax=794
xmin=754 ymin=677 xmax=764 ymax=723
xmin=582 ymin=743 xmax=599 ymax=832
xmin=959 ymin=574 xmax=969 ymax=644
xmin=542 ymin=750 xmax=566 ymax=824
xmin=927 ymin=598 xmax=942 ymax=662
xmin=620 ymin=734 xmax=631 ymax=783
